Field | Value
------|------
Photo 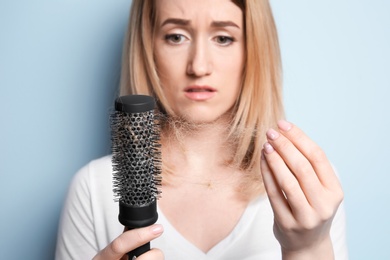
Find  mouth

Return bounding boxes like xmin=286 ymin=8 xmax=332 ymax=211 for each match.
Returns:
xmin=183 ymin=85 xmax=217 ymax=101
xmin=184 ymin=86 xmax=216 ymax=93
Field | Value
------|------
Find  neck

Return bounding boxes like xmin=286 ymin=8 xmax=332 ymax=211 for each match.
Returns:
xmin=161 ymin=115 xmax=238 ymax=180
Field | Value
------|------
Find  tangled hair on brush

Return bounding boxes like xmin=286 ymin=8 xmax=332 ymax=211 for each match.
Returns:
xmin=119 ymin=0 xmax=284 ymax=196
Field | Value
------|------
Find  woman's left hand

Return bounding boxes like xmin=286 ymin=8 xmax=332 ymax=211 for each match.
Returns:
xmin=260 ymin=120 xmax=344 ymax=260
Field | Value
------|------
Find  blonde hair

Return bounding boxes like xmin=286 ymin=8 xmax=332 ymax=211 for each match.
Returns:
xmin=120 ymin=0 xmax=284 ymax=195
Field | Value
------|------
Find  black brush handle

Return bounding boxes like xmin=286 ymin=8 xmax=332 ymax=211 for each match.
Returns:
xmin=119 ymin=201 xmax=158 ymax=258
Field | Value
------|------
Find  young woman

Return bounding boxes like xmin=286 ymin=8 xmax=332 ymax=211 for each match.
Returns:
xmin=56 ymin=0 xmax=348 ymax=259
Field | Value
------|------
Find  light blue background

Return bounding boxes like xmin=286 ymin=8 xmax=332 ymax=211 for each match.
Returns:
xmin=0 ymin=1 xmax=388 ymax=259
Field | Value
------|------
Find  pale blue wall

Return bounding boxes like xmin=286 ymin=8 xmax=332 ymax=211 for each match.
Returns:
xmin=1 ymin=1 xmax=389 ymax=259
xmin=0 ymin=1 xmax=131 ymax=259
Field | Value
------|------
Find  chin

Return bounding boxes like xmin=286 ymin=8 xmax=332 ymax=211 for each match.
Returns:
xmin=178 ymin=111 xmax=233 ymax=126
xmin=167 ymin=103 xmax=235 ymax=126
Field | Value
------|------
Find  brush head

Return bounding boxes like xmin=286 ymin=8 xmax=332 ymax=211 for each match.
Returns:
xmin=111 ymin=95 xmax=161 ymax=209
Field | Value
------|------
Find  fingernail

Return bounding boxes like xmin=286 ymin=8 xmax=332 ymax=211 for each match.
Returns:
xmin=277 ymin=120 xmax=292 ymax=132
xmin=263 ymin=142 xmax=274 ymax=154
xmin=150 ymin=224 xmax=164 ymax=235
xmin=266 ymin=128 xmax=280 ymax=140
xmin=261 ymin=150 xmax=266 ymax=160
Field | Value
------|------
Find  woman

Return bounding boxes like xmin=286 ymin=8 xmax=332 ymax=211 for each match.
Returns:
xmin=56 ymin=0 xmax=348 ymax=259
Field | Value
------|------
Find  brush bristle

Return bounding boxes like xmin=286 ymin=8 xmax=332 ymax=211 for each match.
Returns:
xmin=111 ymin=109 xmax=161 ymax=206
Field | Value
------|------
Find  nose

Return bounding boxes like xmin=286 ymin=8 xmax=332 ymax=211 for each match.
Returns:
xmin=186 ymin=39 xmax=212 ymax=77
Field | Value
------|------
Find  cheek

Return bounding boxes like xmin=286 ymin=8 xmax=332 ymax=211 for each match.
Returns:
xmin=155 ymin=50 xmax=184 ymax=83
xmin=223 ymin=49 xmax=244 ymax=77
xmin=223 ymin=59 xmax=244 ymax=90
xmin=222 ymin=55 xmax=244 ymax=102
xmin=154 ymin=52 xmax=180 ymax=104
xmin=155 ymin=51 xmax=168 ymax=78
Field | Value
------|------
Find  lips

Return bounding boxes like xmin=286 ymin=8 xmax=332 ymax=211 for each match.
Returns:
xmin=184 ymin=85 xmax=216 ymax=101
xmin=184 ymin=86 xmax=216 ymax=92
xmin=187 ymin=88 xmax=212 ymax=92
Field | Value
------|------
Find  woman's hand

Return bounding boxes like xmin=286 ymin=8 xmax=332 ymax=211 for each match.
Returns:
xmin=260 ymin=120 xmax=344 ymax=260
xmin=93 ymin=224 xmax=164 ymax=260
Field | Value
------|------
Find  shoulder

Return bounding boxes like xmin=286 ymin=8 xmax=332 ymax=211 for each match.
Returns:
xmin=72 ymin=155 xmax=113 ymax=186
xmin=65 ymin=155 xmax=113 ymax=207
xmin=82 ymin=154 xmax=112 ymax=177
xmin=56 ymin=155 xmax=118 ymax=259
xmin=66 ymin=155 xmax=120 ymax=241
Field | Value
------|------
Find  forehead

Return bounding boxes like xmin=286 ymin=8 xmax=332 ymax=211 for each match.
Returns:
xmin=155 ymin=0 xmax=243 ymax=24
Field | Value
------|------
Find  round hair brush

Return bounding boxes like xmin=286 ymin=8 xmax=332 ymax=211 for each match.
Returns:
xmin=111 ymin=95 xmax=161 ymax=259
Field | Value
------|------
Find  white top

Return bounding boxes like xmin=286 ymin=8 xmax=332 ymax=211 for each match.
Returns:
xmin=55 ymin=155 xmax=349 ymax=259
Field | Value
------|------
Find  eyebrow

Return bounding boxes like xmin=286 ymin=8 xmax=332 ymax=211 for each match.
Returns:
xmin=161 ymin=18 xmax=240 ymax=29
xmin=211 ymin=21 xmax=240 ymax=29
xmin=161 ymin=18 xmax=190 ymax=27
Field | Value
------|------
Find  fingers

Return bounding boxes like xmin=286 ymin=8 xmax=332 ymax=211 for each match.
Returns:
xmin=264 ymin=128 xmax=324 ymax=207
xmin=261 ymin=120 xmax=344 ymax=218
xmin=137 ymin=248 xmax=164 ymax=260
xmin=260 ymin=152 xmax=295 ymax=224
xmin=276 ymin=120 xmax=341 ymax=190
xmin=262 ymin=143 xmax=313 ymax=220
xmin=93 ymin=224 xmax=164 ymax=260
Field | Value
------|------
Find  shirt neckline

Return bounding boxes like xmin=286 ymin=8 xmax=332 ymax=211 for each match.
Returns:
xmin=156 ymin=195 xmax=266 ymax=258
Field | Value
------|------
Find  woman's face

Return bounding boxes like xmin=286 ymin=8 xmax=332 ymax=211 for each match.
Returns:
xmin=153 ymin=0 xmax=245 ymax=123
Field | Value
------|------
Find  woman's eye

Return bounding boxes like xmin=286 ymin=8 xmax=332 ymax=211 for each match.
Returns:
xmin=165 ymin=34 xmax=186 ymax=44
xmin=215 ymin=36 xmax=234 ymax=46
